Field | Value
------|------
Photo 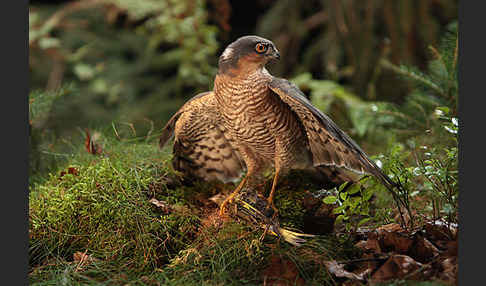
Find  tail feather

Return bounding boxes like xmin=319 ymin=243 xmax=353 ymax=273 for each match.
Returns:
xmin=159 ymin=113 xmax=182 ymax=149
xmin=361 ymin=156 xmax=401 ymax=194
xmin=314 ymin=165 xmax=359 ymax=189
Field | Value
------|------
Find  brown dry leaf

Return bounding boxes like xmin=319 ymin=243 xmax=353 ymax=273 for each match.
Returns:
xmin=370 ymin=255 xmax=425 ymax=282
xmin=323 ymin=260 xmax=365 ymax=281
xmin=407 ymin=234 xmax=440 ymax=263
xmin=84 ymin=128 xmax=102 ymax=155
xmin=438 ymin=256 xmax=457 ymax=283
xmin=73 ymin=251 xmax=98 ymax=270
xmin=262 ymin=256 xmax=305 ymax=286
xmin=376 ymin=224 xmax=413 ymax=254
xmin=381 ymin=231 xmax=414 ymax=253
xmin=355 ymin=232 xmax=382 ymax=254
xmin=377 ymin=223 xmax=405 ymax=233
xmin=443 ymin=240 xmax=458 ymax=257
xmin=424 ymin=220 xmax=456 ymax=241
xmin=149 ymin=198 xmax=171 ymax=210
xmin=149 ymin=198 xmax=172 ymax=215
xmin=59 ymin=167 xmax=79 ymax=179
xmin=352 ymin=253 xmax=385 ymax=281
xmin=208 ymin=193 xmax=226 ymax=206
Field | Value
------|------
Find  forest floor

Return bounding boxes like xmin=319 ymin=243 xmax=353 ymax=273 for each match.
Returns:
xmin=28 ymin=136 xmax=457 ymax=286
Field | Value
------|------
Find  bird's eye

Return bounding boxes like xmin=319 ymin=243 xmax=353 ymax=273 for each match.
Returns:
xmin=255 ymin=43 xmax=267 ymax=54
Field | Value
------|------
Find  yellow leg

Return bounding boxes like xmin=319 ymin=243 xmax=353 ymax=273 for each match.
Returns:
xmin=266 ymin=168 xmax=280 ymax=217
xmin=219 ymin=176 xmax=248 ymax=216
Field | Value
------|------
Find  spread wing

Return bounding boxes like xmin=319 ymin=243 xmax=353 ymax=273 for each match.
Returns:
xmin=268 ymin=77 xmax=397 ymax=190
xmin=159 ymin=92 xmax=245 ymax=183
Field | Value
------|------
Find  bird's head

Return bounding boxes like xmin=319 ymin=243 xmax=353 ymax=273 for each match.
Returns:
xmin=217 ymin=35 xmax=280 ymax=76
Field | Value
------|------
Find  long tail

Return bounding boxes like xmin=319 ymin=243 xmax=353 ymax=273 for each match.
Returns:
xmin=360 ymin=156 xmax=411 ymax=227
xmin=159 ymin=112 xmax=182 ymax=149
xmin=361 ymin=156 xmax=404 ymax=196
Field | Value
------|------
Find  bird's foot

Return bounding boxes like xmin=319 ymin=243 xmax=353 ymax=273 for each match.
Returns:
xmin=259 ymin=222 xmax=272 ymax=242
xmin=265 ymin=199 xmax=279 ymax=219
xmin=219 ymin=199 xmax=231 ymax=216
xmin=219 ymin=191 xmax=238 ymax=216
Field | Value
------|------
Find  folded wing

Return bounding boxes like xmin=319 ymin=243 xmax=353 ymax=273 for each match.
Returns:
xmin=160 ymin=92 xmax=245 ymax=183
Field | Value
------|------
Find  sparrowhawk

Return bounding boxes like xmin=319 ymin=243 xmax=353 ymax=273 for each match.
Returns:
xmin=160 ymin=35 xmax=400 ymax=217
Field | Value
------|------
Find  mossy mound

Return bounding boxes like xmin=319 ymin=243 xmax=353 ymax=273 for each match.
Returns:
xmin=28 ymin=136 xmax=358 ymax=285
xmin=29 ymin=139 xmax=199 ymax=271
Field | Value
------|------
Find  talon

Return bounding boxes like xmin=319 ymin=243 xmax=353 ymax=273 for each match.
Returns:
xmin=218 ymin=176 xmax=248 ymax=217
xmin=219 ymin=200 xmax=230 ymax=216
xmin=271 ymin=206 xmax=279 ymax=219
xmin=260 ymin=223 xmax=271 ymax=242
xmin=263 ymin=206 xmax=274 ymax=218
xmin=266 ymin=198 xmax=279 ymax=219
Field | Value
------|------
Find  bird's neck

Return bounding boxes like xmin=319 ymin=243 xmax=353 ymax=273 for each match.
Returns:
xmin=214 ymin=68 xmax=271 ymax=103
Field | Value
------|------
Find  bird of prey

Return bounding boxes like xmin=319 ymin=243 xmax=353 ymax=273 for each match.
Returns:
xmin=160 ymin=35 xmax=402 ymax=217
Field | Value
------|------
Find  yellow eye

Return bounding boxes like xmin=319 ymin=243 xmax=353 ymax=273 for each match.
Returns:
xmin=255 ymin=43 xmax=267 ymax=54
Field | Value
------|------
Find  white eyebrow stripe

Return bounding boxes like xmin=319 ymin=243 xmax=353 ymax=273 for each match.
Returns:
xmin=221 ymin=47 xmax=234 ymax=60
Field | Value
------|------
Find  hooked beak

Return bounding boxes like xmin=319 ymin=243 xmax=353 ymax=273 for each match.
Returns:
xmin=267 ymin=46 xmax=280 ymax=60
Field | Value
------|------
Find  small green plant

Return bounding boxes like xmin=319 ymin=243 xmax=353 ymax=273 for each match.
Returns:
xmin=413 ymin=106 xmax=458 ymax=223
xmin=368 ymin=22 xmax=458 ymax=227
xmin=322 ymin=181 xmax=375 ymax=232
xmin=321 ymin=23 xmax=458 ymax=230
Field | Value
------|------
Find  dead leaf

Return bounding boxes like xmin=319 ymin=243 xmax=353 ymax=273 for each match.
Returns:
xmin=323 ymin=260 xmax=365 ymax=281
xmin=262 ymin=256 xmax=305 ymax=286
xmin=73 ymin=251 xmax=98 ymax=270
xmin=59 ymin=167 xmax=79 ymax=179
xmin=380 ymin=230 xmax=414 ymax=253
xmin=377 ymin=223 xmax=405 ymax=233
xmin=149 ymin=198 xmax=170 ymax=209
xmin=438 ymin=256 xmax=457 ymax=283
xmin=407 ymin=234 xmax=440 ymax=263
xmin=84 ymin=128 xmax=102 ymax=155
xmin=355 ymin=232 xmax=382 ymax=254
xmin=370 ymin=255 xmax=424 ymax=282
xmin=444 ymin=240 xmax=458 ymax=257
xmin=424 ymin=220 xmax=455 ymax=241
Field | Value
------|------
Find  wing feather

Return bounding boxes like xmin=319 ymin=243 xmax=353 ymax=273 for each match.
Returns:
xmin=268 ymin=77 xmax=397 ymax=190
xmin=159 ymin=92 xmax=245 ymax=183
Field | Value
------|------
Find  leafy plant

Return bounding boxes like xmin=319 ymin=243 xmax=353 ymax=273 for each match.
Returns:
xmin=29 ymin=0 xmax=220 ymax=144
xmin=322 ymin=181 xmax=375 ymax=232
xmin=319 ymin=22 xmax=458 ymax=230
xmin=368 ymin=22 xmax=458 ymax=227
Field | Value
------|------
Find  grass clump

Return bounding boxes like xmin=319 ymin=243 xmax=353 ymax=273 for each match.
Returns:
xmin=29 ymin=137 xmax=199 ymax=275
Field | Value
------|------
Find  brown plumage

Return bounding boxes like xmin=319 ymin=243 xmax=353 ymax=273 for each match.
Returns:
xmin=160 ymin=35 xmax=400 ymax=216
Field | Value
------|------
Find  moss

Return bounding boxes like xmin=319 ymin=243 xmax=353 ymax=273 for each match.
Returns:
xmin=29 ymin=138 xmax=198 ymax=271
xmin=34 ymin=136 xmax=445 ymax=285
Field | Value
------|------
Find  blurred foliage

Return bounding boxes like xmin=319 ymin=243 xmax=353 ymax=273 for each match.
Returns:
xmin=29 ymin=0 xmax=219 ymax=139
xmin=29 ymin=0 xmax=457 ymax=176
xmin=255 ymin=0 xmax=457 ymax=100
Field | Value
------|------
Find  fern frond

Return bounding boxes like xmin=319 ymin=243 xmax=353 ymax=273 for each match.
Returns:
xmin=380 ymin=59 xmax=445 ymax=97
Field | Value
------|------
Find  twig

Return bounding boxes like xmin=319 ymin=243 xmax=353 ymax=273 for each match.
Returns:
xmin=336 ymin=255 xmax=390 ymax=265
